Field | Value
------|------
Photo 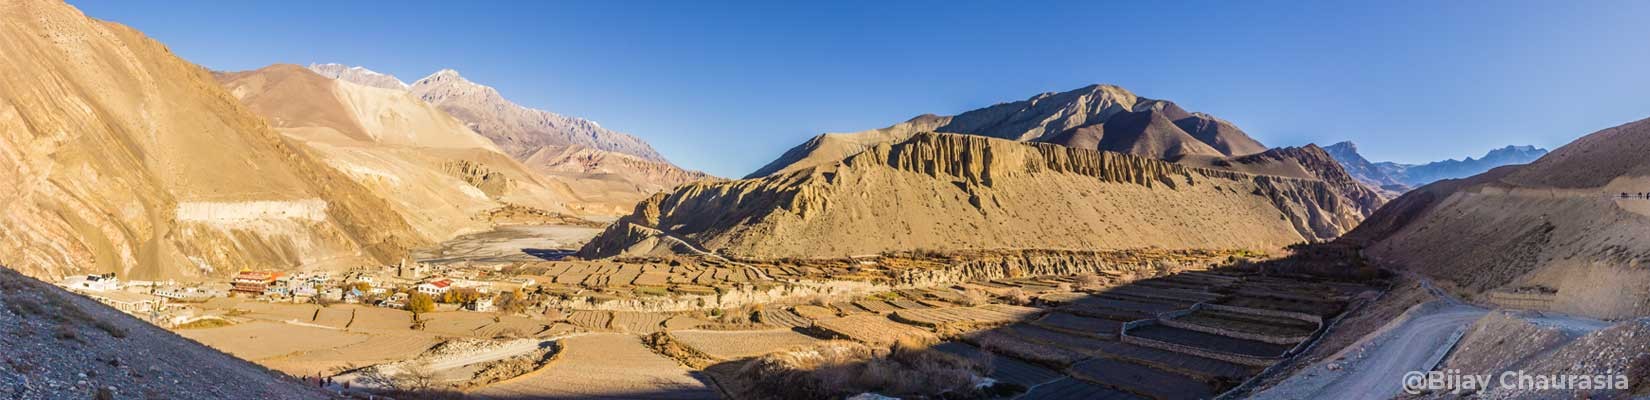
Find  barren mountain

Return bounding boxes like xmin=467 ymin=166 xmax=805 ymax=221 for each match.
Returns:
xmin=306 ymin=62 xmax=407 ymax=90
xmin=1346 ymin=117 xmax=1650 ymax=319
xmin=581 ymin=132 xmax=1374 ymax=259
xmin=218 ymin=64 xmax=587 ymax=240
xmin=397 ymin=67 xmax=712 ymax=212
xmin=749 ymin=84 xmax=1267 ymax=178
xmin=408 ymin=69 xmax=661 ymax=160
xmin=0 ymin=0 xmax=426 ymax=280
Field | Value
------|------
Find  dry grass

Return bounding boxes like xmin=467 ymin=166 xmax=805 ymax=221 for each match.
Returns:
xmin=736 ymin=339 xmax=990 ymax=399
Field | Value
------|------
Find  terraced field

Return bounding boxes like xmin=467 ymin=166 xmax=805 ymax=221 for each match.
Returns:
xmin=891 ymin=304 xmax=1041 ymax=328
xmin=878 ymin=271 xmax=1364 ymax=399
xmin=669 ymin=329 xmax=821 ymax=359
xmin=813 ymin=314 xmax=937 ymax=345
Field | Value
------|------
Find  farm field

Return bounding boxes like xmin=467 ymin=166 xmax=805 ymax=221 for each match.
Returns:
xmin=467 ymin=333 xmax=718 ymax=399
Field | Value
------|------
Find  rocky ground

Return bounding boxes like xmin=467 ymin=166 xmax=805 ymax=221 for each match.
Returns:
xmin=0 ymin=267 xmax=326 ymax=399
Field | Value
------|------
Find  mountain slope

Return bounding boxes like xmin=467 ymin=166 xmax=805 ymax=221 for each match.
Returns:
xmin=581 ymin=132 xmax=1373 ymax=259
xmin=219 ymin=64 xmax=585 ymax=240
xmin=1324 ymin=141 xmax=1408 ymax=191
xmin=748 ymin=84 xmax=1267 ymax=178
xmin=409 ymin=69 xmax=663 ymax=160
xmin=0 ymin=266 xmax=323 ymax=399
xmin=1345 ymin=117 xmax=1650 ymax=319
xmin=396 ymin=68 xmax=713 ymax=213
xmin=0 ymin=0 xmax=424 ymax=280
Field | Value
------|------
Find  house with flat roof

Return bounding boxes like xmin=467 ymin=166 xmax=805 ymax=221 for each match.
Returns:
xmin=231 ymin=271 xmax=283 ymax=295
xmin=416 ymin=278 xmax=453 ymax=296
xmin=61 ymin=273 xmax=119 ymax=292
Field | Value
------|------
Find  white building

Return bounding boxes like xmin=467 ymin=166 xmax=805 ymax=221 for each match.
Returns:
xmin=469 ymin=297 xmax=494 ymax=312
xmin=416 ymin=279 xmax=453 ymax=296
xmin=61 ymin=273 xmax=119 ymax=292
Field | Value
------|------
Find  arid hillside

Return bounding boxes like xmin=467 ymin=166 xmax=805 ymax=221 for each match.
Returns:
xmin=0 ymin=266 xmax=324 ymax=399
xmin=749 ymin=84 xmax=1267 ymax=178
xmin=582 ymin=132 xmax=1375 ymax=259
xmin=1347 ymin=117 xmax=1650 ymax=319
xmin=218 ymin=64 xmax=587 ymax=239
xmin=0 ymin=0 xmax=426 ymax=280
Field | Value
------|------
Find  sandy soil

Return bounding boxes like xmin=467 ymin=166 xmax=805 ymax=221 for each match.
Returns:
xmin=178 ymin=321 xmax=372 ymax=364
xmin=670 ymin=329 xmax=821 ymax=359
xmin=468 ymin=333 xmax=717 ymax=399
xmin=416 ymin=224 xmax=603 ymax=265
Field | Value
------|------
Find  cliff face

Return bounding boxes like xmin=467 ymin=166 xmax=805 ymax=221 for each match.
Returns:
xmin=0 ymin=0 xmax=424 ymax=280
xmin=582 ymin=132 xmax=1373 ymax=259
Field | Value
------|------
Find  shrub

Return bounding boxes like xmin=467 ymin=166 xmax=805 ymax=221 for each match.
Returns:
xmin=1074 ymin=274 xmax=1104 ymax=291
xmin=1001 ymin=288 xmax=1031 ymax=306
xmin=957 ymin=289 xmax=990 ymax=307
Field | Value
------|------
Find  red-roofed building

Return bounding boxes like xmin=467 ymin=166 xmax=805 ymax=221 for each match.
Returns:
xmin=416 ymin=278 xmax=453 ymax=296
xmin=232 ymin=271 xmax=284 ymax=295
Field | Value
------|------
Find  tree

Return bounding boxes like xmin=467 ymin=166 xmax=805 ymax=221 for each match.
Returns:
xmin=350 ymin=282 xmax=372 ymax=293
xmin=498 ymin=288 xmax=528 ymax=314
xmin=406 ymin=292 xmax=436 ymax=314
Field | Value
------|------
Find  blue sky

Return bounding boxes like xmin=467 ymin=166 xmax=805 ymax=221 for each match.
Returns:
xmin=72 ymin=0 xmax=1650 ymax=177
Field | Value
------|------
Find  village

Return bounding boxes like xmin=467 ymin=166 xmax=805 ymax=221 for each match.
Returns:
xmin=56 ymin=259 xmax=540 ymax=329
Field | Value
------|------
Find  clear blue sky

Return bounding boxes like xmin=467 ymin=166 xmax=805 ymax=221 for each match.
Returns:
xmin=71 ymin=0 xmax=1650 ymax=177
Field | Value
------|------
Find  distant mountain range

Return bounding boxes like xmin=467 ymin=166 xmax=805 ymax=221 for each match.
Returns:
xmin=309 ymin=64 xmax=715 ymax=215
xmin=1324 ymin=141 xmax=1548 ymax=192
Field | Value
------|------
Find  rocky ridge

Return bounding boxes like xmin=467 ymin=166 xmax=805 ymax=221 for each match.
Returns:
xmin=582 ymin=132 xmax=1375 ymax=259
xmin=749 ymin=84 xmax=1267 ymax=178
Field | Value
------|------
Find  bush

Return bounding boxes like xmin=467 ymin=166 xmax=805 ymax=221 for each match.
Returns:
xmin=1074 ymin=274 xmax=1104 ymax=291
xmin=1001 ymin=288 xmax=1031 ymax=306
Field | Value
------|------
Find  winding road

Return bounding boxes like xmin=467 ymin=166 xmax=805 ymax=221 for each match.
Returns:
xmin=1252 ymin=275 xmax=1611 ymax=399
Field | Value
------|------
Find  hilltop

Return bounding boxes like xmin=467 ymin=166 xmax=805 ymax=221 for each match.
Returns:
xmin=748 ymin=84 xmax=1267 ymax=178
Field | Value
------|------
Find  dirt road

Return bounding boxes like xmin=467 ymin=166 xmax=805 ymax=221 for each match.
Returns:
xmin=1252 ymin=276 xmax=1609 ymax=399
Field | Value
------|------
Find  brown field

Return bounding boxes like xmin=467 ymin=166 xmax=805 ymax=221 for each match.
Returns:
xmin=813 ymin=314 xmax=936 ymax=346
xmin=468 ymin=333 xmax=717 ymax=399
xmin=670 ymin=329 xmax=822 ymax=360
xmin=611 ymin=311 xmax=672 ymax=334
xmin=178 ymin=321 xmax=371 ymax=369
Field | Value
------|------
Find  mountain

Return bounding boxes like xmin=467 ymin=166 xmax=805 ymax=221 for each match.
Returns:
xmin=1345 ymin=117 xmax=1650 ymax=319
xmin=581 ymin=132 xmax=1376 ymax=259
xmin=1323 ymin=142 xmax=1407 ymax=191
xmin=747 ymin=84 xmax=1267 ymax=178
xmin=306 ymin=62 xmax=406 ymax=90
xmin=408 ymin=69 xmax=662 ymax=160
xmin=217 ymin=64 xmax=586 ymax=240
xmin=1325 ymin=141 xmax=1548 ymax=191
xmin=388 ymin=67 xmax=714 ymax=214
xmin=0 ymin=0 xmax=427 ymax=280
